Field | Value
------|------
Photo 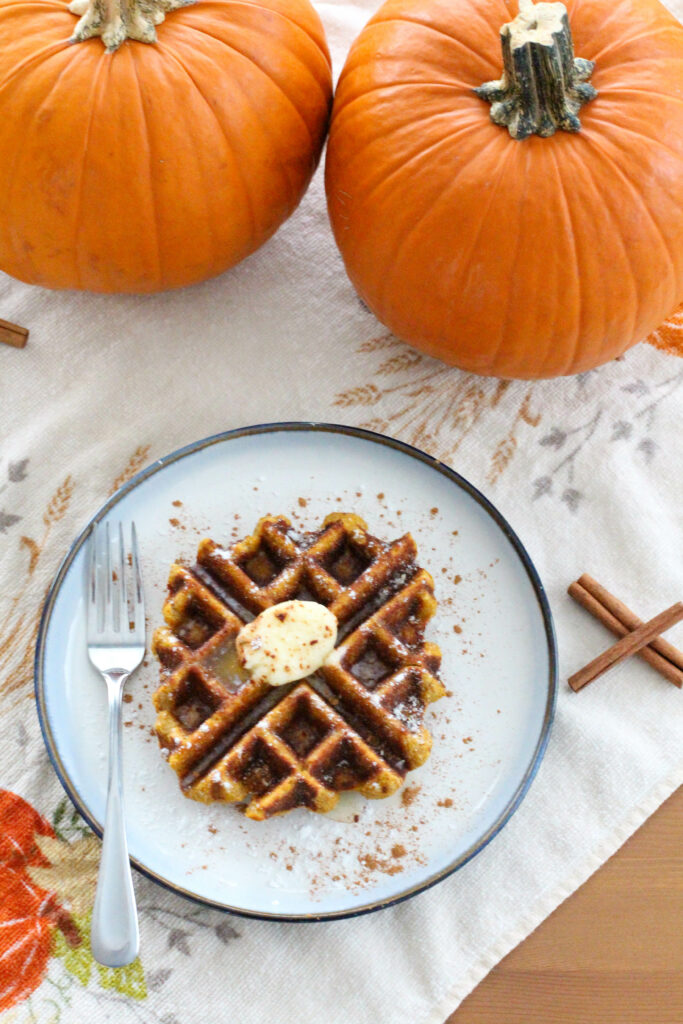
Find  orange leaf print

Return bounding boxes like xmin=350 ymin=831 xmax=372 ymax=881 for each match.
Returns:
xmin=646 ymin=303 xmax=683 ymax=356
xmin=0 ymin=792 xmax=58 ymax=1011
xmin=0 ymin=790 xmax=55 ymax=870
xmin=0 ymin=865 xmax=54 ymax=1012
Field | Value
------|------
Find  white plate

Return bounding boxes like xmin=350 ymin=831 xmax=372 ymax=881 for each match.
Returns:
xmin=36 ymin=423 xmax=556 ymax=920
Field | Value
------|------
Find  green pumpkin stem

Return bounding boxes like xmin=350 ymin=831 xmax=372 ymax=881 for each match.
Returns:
xmin=475 ymin=0 xmax=597 ymax=140
xmin=68 ymin=0 xmax=195 ymax=51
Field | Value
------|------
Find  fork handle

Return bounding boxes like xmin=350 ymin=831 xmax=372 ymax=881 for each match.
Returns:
xmin=91 ymin=672 xmax=140 ymax=968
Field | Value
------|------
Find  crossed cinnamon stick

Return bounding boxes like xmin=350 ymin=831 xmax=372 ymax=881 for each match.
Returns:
xmin=568 ymin=574 xmax=683 ymax=691
xmin=0 ymin=318 xmax=28 ymax=348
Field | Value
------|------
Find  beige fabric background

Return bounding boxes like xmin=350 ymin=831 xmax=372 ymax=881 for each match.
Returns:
xmin=1 ymin=0 xmax=682 ymax=1020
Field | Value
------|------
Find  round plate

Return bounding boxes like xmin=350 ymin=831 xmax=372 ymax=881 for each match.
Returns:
xmin=36 ymin=423 xmax=557 ymax=921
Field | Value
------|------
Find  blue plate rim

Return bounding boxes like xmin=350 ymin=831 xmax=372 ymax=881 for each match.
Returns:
xmin=34 ymin=420 xmax=558 ymax=922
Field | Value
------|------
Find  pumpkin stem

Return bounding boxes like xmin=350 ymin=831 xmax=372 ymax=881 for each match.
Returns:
xmin=475 ymin=0 xmax=597 ymax=139
xmin=68 ymin=0 xmax=195 ymax=51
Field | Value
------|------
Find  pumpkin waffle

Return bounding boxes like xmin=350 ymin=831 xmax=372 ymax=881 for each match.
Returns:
xmin=152 ymin=512 xmax=444 ymax=820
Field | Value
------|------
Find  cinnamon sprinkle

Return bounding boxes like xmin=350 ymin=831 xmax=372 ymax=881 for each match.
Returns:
xmin=401 ymin=784 xmax=421 ymax=807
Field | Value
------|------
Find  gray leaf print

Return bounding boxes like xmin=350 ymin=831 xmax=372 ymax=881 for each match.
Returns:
xmin=611 ymin=421 xmax=632 ymax=441
xmin=147 ymin=968 xmax=173 ymax=991
xmin=540 ymin=427 xmax=566 ymax=449
xmin=622 ymin=379 xmax=649 ymax=396
xmin=168 ymin=928 xmax=191 ymax=955
xmin=161 ymin=1015 xmax=181 ymax=1024
xmin=215 ymin=921 xmax=240 ymax=944
xmin=0 ymin=510 xmax=21 ymax=532
xmin=561 ymin=488 xmax=582 ymax=512
xmin=532 ymin=476 xmax=553 ymax=500
xmin=637 ymin=438 xmax=657 ymax=462
xmin=8 ymin=458 xmax=28 ymax=482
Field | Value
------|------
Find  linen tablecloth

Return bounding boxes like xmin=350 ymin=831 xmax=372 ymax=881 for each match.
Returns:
xmin=1 ymin=0 xmax=682 ymax=1019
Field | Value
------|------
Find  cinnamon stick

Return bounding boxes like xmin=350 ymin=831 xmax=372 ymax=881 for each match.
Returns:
xmin=569 ymin=602 xmax=683 ymax=692
xmin=568 ymin=581 xmax=683 ymax=688
xmin=0 ymin=318 xmax=28 ymax=348
xmin=577 ymin=574 xmax=683 ymax=672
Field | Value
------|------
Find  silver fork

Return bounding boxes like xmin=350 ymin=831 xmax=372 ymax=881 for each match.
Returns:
xmin=87 ymin=521 xmax=144 ymax=967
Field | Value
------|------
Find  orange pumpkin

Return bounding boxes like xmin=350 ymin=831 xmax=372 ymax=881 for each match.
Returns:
xmin=0 ymin=0 xmax=332 ymax=292
xmin=326 ymin=0 xmax=683 ymax=378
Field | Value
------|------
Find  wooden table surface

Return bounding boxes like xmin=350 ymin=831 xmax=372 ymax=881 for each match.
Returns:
xmin=449 ymin=785 xmax=683 ymax=1024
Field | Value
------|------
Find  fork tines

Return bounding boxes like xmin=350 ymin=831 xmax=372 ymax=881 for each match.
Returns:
xmin=88 ymin=521 xmax=144 ymax=643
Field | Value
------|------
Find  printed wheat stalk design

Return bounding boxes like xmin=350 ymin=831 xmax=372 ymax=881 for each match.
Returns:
xmin=334 ymin=333 xmax=539 ymax=477
xmin=488 ymin=387 xmax=541 ymax=483
xmin=357 ymin=333 xmax=401 ymax=354
xmin=43 ymin=476 xmax=74 ymax=526
xmin=1 ymin=476 xmax=73 ymax=701
xmin=1 ymin=443 xmax=154 ymax=701
xmin=110 ymin=444 xmax=151 ymax=494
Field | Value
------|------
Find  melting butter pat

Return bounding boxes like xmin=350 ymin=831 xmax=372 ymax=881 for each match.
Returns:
xmin=236 ymin=600 xmax=338 ymax=687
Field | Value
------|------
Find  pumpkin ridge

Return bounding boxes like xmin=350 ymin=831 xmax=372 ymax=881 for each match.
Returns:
xmin=153 ymin=40 xmax=259 ymax=243
xmin=160 ymin=36 xmax=302 ymax=239
xmin=594 ymin=54 xmax=683 ymax=72
xmin=541 ymin=145 xmax=594 ymax=376
xmin=0 ymin=0 xmax=71 ymax=17
xmin=0 ymin=38 xmax=69 ymax=96
xmin=335 ymin=118 xmax=484 ymax=219
xmin=561 ymin=137 xmax=630 ymax=372
xmin=0 ymin=46 xmax=80 ymax=284
xmin=335 ymin=80 xmax=473 ymax=100
xmin=377 ymin=130 xmax=512 ymax=329
xmin=373 ymin=2 xmax=507 ymax=50
xmin=586 ymin=112 xmax=683 ymax=166
xmin=333 ymin=83 xmax=476 ymax=127
xmin=168 ymin=20 xmax=325 ymax=151
xmin=545 ymin=144 xmax=583 ymax=376
xmin=586 ymin=21 xmax=683 ymax=66
xmin=583 ymin=129 xmax=679 ymax=313
xmin=337 ymin=95 xmax=481 ymax=137
xmin=479 ymin=145 xmax=534 ymax=376
xmin=2 ymin=0 xmax=69 ymax=6
xmin=594 ymin=84 xmax=683 ymax=107
xmin=70 ymin=51 xmax=109 ymax=290
xmin=130 ymin=47 xmax=168 ymax=289
xmin=176 ymin=0 xmax=331 ymax=71
xmin=578 ymin=136 xmax=644 ymax=355
xmin=436 ymin=141 xmax=520 ymax=347
xmin=365 ymin=14 xmax=500 ymax=72
xmin=566 ymin=0 xmax=670 ymax=53
xmin=171 ymin=33 xmax=314 ymax=207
